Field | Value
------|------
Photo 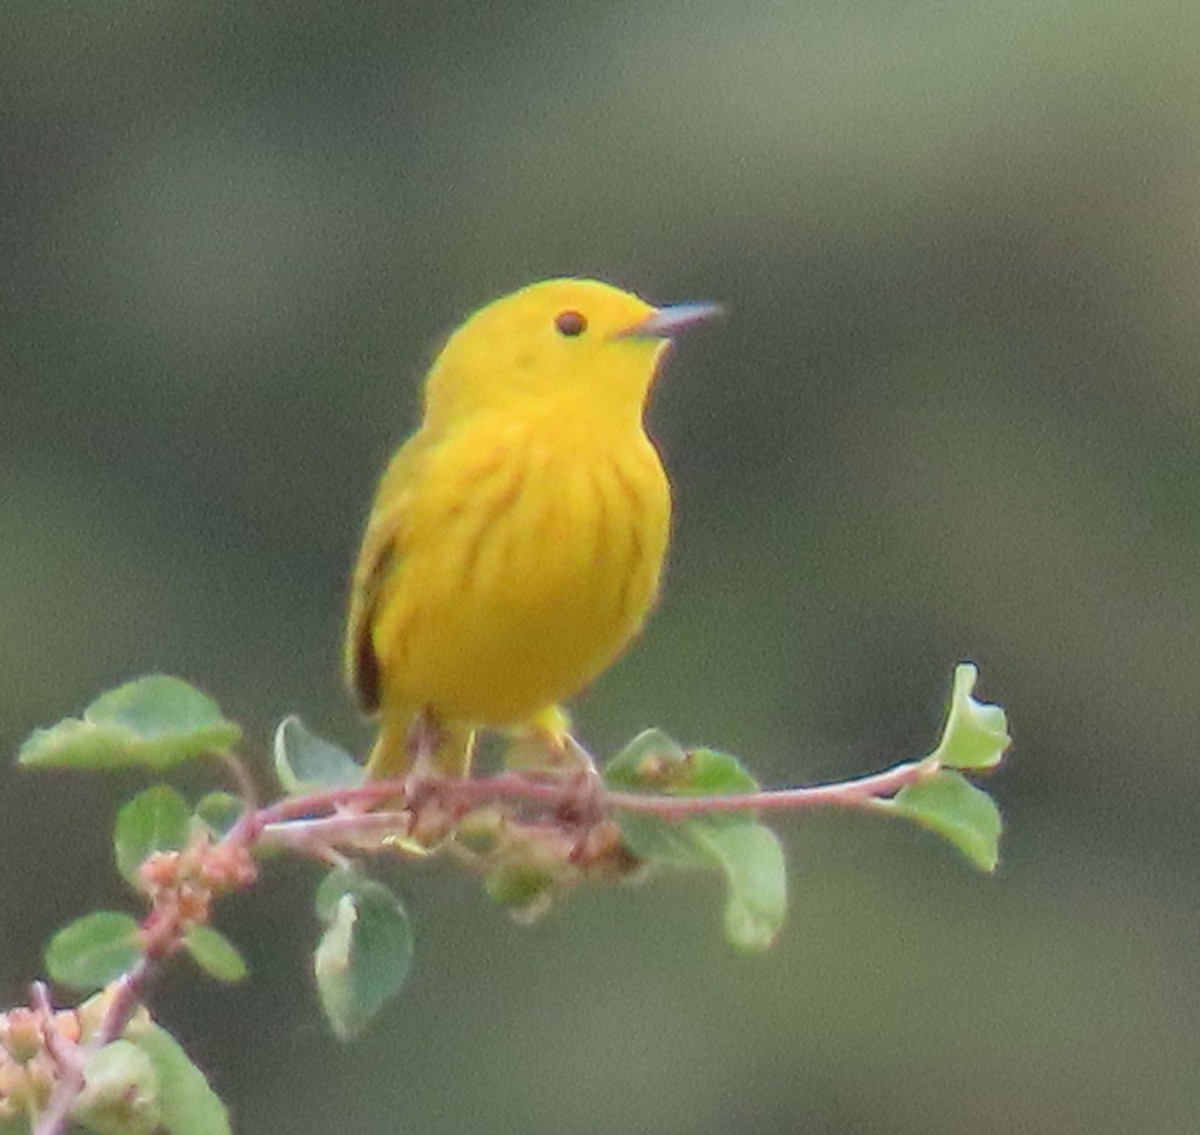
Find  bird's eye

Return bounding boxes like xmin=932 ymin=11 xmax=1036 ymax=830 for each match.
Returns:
xmin=554 ymin=310 xmax=587 ymax=337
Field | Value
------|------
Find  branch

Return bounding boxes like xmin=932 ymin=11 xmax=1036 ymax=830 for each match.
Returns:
xmin=606 ymin=757 xmax=941 ymax=817
xmin=252 ymin=755 xmax=942 ymax=857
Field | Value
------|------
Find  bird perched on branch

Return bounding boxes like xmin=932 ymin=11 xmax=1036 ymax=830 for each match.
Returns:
xmin=345 ymin=278 xmax=719 ymax=780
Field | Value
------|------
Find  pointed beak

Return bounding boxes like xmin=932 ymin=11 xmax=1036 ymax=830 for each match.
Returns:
xmin=618 ymin=301 xmax=723 ymax=340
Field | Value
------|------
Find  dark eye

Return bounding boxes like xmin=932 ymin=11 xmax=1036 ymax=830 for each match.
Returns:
xmin=554 ymin=310 xmax=587 ymax=337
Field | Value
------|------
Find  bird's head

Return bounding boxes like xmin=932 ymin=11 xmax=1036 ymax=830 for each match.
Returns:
xmin=423 ymin=278 xmax=720 ymax=430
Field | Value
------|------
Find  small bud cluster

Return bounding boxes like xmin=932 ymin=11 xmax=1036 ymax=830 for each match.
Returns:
xmin=0 ymin=1002 xmax=82 ymax=1125
xmin=137 ymin=834 xmax=257 ymax=956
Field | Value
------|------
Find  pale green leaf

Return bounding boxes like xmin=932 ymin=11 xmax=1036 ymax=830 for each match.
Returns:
xmin=313 ymin=870 xmax=413 ymax=1040
xmin=613 ymin=811 xmax=714 ymax=868
xmin=273 ymin=716 xmax=364 ymax=795
xmin=691 ymin=822 xmax=788 ymax=952
xmin=931 ymin=663 xmax=1011 ymax=770
xmin=603 ymin=729 xmax=688 ymax=789
xmin=606 ymin=731 xmax=758 ymax=795
xmin=891 ymin=769 xmax=1003 ymax=871
xmin=20 ymin=676 xmax=241 ymax=772
xmin=124 ymin=1019 xmax=231 ymax=1135
xmin=607 ymin=733 xmax=785 ymax=949
xmin=75 ymin=1040 xmax=161 ymax=1135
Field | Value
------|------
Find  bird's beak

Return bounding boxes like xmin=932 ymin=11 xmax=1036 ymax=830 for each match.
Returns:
xmin=618 ymin=301 xmax=723 ymax=340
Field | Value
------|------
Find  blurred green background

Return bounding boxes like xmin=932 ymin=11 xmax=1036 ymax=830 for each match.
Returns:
xmin=4 ymin=0 xmax=1199 ymax=1131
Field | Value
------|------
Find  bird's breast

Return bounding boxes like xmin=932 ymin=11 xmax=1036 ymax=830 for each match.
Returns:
xmin=381 ymin=418 xmax=671 ymax=724
xmin=448 ymin=422 xmax=671 ymax=642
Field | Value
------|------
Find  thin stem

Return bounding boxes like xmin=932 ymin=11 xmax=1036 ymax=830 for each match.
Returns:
xmin=29 ymin=984 xmax=76 ymax=1074
xmin=254 ymin=781 xmax=416 ymax=825
xmin=215 ymin=749 xmax=258 ymax=814
xmin=259 ymin=810 xmax=416 ymax=853
xmin=215 ymin=749 xmax=264 ymax=847
xmin=32 ymin=960 xmax=153 ymax=1135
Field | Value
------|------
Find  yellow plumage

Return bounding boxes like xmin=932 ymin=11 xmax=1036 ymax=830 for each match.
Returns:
xmin=345 ymin=278 xmax=718 ymax=778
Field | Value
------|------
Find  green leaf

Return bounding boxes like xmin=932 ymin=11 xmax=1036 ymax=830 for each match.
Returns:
xmin=604 ymin=728 xmax=688 ymax=788
xmin=671 ymin=747 xmax=761 ymax=794
xmin=607 ymin=734 xmax=758 ymax=868
xmin=615 ymin=811 xmax=788 ymax=950
xmin=931 ymin=663 xmax=1011 ymax=770
xmin=75 ymin=1039 xmax=161 ymax=1135
xmin=19 ymin=676 xmax=242 ymax=772
xmin=689 ymin=822 xmax=788 ymax=951
xmin=124 ymin=1018 xmax=232 ymax=1135
xmin=606 ymin=738 xmax=786 ymax=951
xmin=273 ymin=716 xmax=364 ymax=795
xmin=614 ymin=811 xmax=714 ymax=868
xmin=46 ymin=912 xmax=141 ymax=991
xmin=890 ymin=770 xmax=1003 ymax=872
xmin=313 ymin=870 xmax=414 ymax=1040
xmin=114 ymin=786 xmax=190 ymax=887
xmin=183 ymin=926 xmax=248 ymax=983
xmin=606 ymin=732 xmax=758 ymax=795
xmin=194 ymin=792 xmax=244 ymax=839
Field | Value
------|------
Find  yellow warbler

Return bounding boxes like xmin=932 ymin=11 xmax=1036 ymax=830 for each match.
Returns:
xmin=345 ymin=278 xmax=719 ymax=778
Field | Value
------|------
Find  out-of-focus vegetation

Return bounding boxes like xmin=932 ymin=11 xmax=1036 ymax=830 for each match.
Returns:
xmin=3 ymin=1 xmax=1198 ymax=1131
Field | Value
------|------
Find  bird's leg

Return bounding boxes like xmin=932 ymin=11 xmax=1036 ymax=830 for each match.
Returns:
xmin=503 ymin=708 xmax=606 ymax=835
xmin=405 ymin=707 xmax=446 ymax=782
xmin=505 ymin=705 xmax=589 ymax=774
xmin=555 ymin=733 xmax=605 ymax=825
xmin=398 ymin=710 xmax=479 ymax=846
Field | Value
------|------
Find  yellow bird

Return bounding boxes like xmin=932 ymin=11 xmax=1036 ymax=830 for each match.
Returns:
xmin=345 ymin=278 xmax=720 ymax=779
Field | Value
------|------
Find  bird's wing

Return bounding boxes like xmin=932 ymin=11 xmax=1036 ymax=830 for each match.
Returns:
xmin=344 ymin=435 xmax=428 ymax=713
